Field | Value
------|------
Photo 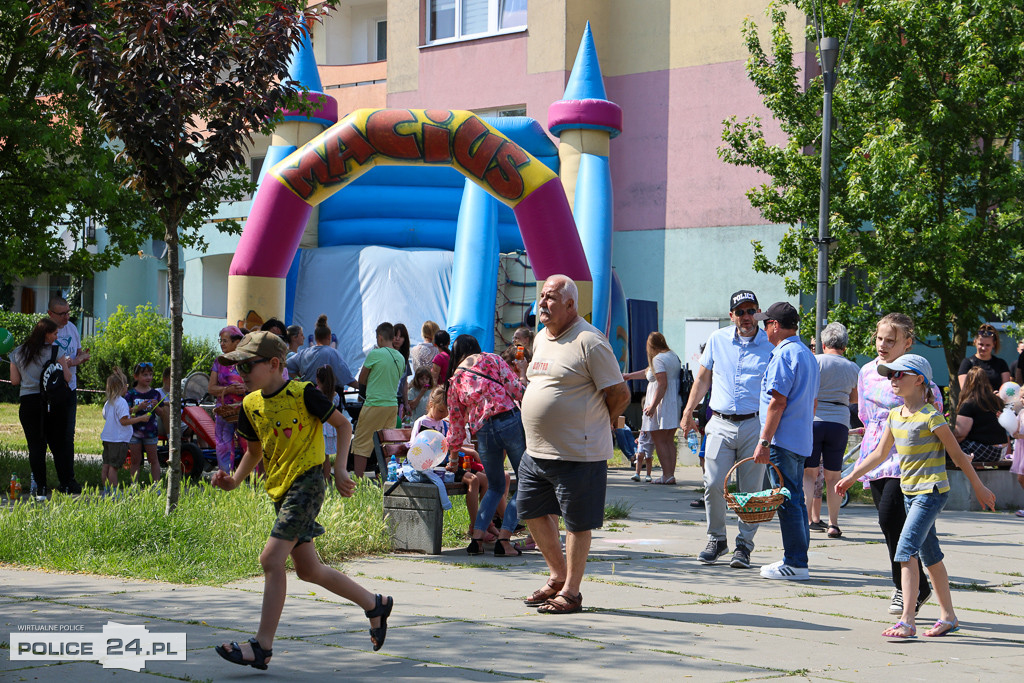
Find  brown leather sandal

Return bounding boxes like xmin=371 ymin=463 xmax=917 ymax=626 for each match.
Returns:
xmin=537 ymin=590 xmax=583 ymax=614
xmin=524 ymin=579 xmax=565 ymax=606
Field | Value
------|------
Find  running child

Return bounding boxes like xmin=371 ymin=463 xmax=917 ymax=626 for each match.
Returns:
xmin=126 ymin=362 xmax=162 ymax=483
xmin=631 ymin=431 xmax=654 ymax=483
xmin=837 ymin=354 xmax=995 ymax=639
xmin=211 ymin=331 xmax=392 ymax=670
xmin=317 ymin=364 xmax=340 ymax=483
xmin=100 ymin=372 xmax=149 ymax=495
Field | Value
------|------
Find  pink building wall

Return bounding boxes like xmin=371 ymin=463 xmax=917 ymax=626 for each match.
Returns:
xmin=387 ymin=33 xmax=565 ymax=120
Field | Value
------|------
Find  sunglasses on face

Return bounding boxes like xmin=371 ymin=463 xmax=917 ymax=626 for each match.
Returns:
xmin=236 ymin=358 xmax=270 ymax=375
xmin=732 ymin=308 xmax=757 ymax=317
xmin=889 ymin=370 xmax=919 ymax=380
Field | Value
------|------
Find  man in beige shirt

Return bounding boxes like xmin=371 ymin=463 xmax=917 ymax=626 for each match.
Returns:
xmin=519 ymin=275 xmax=630 ymax=614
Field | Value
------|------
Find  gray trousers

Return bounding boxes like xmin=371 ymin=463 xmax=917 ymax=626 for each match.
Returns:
xmin=702 ymin=414 xmax=765 ymax=550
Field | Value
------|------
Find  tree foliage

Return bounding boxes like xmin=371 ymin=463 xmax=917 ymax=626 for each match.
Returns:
xmin=720 ymin=0 xmax=1024 ymax=402
xmin=0 ymin=1 xmax=160 ymax=285
xmin=31 ymin=0 xmax=336 ymax=511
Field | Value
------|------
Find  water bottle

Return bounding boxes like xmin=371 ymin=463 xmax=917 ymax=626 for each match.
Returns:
xmin=687 ymin=430 xmax=700 ymax=454
xmin=29 ymin=473 xmax=37 ymax=498
xmin=387 ymin=455 xmax=399 ymax=482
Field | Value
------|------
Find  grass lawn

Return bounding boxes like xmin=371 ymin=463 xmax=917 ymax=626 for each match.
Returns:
xmin=0 ymin=400 xmax=104 ymax=455
xmin=0 ymin=445 xmax=473 ymax=584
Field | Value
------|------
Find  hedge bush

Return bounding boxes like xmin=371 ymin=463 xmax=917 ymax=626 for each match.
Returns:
xmin=77 ymin=304 xmax=218 ymax=395
xmin=0 ymin=310 xmax=47 ymax=402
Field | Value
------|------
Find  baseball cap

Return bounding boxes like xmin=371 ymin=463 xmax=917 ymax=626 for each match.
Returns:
xmin=753 ymin=301 xmax=800 ymax=328
xmin=218 ymin=331 xmax=287 ymax=365
xmin=729 ymin=290 xmax=758 ymax=311
xmin=877 ymin=353 xmax=933 ymax=382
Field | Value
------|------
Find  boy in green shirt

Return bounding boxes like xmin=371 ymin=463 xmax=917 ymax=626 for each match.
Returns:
xmin=352 ymin=322 xmax=406 ymax=477
xmin=211 ymin=331 xmax=393 ymax=670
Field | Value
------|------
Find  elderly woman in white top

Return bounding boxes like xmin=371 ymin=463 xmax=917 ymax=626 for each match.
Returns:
xmin=623 ymin=331 xmax=682 ymax=483
xmin=804 ymin=322 xmax=859 ymax=538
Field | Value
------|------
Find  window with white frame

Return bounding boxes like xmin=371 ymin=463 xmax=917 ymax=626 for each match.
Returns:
xmin=428 ymin=0 xmax=527 ymax=43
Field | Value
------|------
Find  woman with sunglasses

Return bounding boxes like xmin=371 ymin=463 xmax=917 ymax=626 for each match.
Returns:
xmin=957 ymin=324 xmax=1010 ymax=392
xmin=854 ymin=313 xmax=942 ymax=617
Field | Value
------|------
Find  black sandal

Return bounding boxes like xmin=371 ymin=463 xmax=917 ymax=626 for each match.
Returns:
xmin=494 ymin=539 xmax=522 ymax=557
xmin=215 ymin=637 xmax=272 ymax=670
xmin=365 ymin=594 xmax=393 ymax=651
xmin=466 ymin=538 xmax=484 ymax=555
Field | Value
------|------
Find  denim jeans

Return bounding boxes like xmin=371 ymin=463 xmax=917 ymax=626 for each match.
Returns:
xmin=472 ymin=410 xmax=526 ymax=534
xmin=768 ymin=445 xmax=810 ymax=568
xmin=894 ymin=488 xmax=947 ymax=567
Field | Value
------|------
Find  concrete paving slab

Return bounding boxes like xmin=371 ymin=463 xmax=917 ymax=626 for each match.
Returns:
xmin=2 ymin=465 xmax=1023 ymax=681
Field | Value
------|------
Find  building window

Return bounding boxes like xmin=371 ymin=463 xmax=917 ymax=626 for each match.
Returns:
xmin=428 ymin=0 xmax=526 ymax=43
xmin=375 ymin=20 xmax=387 ymax=61
xmin=473 ymin=105 xmax=527 ymax=118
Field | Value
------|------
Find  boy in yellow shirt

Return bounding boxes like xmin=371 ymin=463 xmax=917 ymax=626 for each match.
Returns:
xmin=211 ymin=331 xmax=393 ymax=670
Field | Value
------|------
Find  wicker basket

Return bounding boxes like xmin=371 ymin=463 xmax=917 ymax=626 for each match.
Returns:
xmin=723 ymin=457 xmax=787 ymax=524
xmin=213 ymin=403 xmax=241 ymax=424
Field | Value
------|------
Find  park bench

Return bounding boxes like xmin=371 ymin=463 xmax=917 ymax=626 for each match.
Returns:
xmin=945 ymin=456 xmax=1024 ymax=511
xmin=374 ymin=428 xmax=467 ymax=555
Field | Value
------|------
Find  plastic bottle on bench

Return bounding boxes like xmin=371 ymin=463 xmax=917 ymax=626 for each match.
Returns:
xmin=387 ymin=455 xmax=399 ymax=482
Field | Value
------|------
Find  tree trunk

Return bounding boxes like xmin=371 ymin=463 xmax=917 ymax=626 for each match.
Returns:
xmin=944 ymin=320 xmax=967 ymax=417
xmin=164 ymin=226 xmax=183 ymax=514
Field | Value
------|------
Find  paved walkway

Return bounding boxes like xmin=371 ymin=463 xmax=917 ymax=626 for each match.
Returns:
xmin=2 ymin=464 xmax=1023 ymax=682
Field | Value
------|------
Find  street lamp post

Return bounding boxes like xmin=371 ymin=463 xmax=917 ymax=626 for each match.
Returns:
xmin=814 ymin=36 xmax=839 ymax=354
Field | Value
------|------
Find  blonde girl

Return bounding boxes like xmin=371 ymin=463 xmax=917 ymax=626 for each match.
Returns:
xmin=100 ymin=372 xmax=148 ymax=494
xmin=838 ymin=354 xmax=995 ymax=639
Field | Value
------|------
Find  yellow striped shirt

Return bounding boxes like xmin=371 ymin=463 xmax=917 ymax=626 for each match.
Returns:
xmin=887 ymin=404 xmax=949 ymax=495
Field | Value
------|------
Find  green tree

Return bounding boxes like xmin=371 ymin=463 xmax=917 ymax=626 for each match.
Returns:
xmin=33 ymin=0 xmax=334 ymax=511
xmin=0 ymin=1 xmax=160 ymax=285
xmin=720 ymin=0 xmax=1024 ymax=404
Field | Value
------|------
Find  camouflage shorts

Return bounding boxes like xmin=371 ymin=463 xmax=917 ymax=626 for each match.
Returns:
xmin=271 ymin=466 xmax=327 ymax=545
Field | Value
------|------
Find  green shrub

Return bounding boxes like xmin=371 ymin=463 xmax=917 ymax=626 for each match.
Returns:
xmin=0 ymin=311 xmax=45 ymax=403
xmin=77 ymin=304 xmax=218 ymax=395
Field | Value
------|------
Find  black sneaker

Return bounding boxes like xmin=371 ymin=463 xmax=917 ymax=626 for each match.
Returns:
xmin=888 ymin=589 xmax=903 ymax=615
xmin=916 ymin=586 xmax=932 ymax=614
xmin=698 ymin=538 xmax=729 ymax=564
xmin=729 ymin=545 xmax=752 ymax=569
xmin=58 ymin=481 xmax=82 ymax=495
xmin=689 ymin=498 xmax=705 ymax=508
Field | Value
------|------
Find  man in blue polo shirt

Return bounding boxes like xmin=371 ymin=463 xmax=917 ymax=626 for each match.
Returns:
xmin=752 ymin=302 xmax=819 ymax=580
xmin=681 ymin=290 xmax=773 ymax=569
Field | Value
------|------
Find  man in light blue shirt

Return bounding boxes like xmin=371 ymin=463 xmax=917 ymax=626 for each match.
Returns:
xmin=681 ymin=290 xmax=773 ymax=569
xmin=752 ymin=302 xmax=819 ymax=580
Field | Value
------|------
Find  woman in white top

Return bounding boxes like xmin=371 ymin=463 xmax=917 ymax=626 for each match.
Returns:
xmin=624 ymin=332 xmax=682 ymax=483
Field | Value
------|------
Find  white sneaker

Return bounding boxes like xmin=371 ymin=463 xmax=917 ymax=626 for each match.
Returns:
xmin=759 ymin=560 xmax=810 ymax=580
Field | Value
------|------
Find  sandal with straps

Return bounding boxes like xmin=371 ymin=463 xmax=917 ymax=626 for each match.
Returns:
xmin=882 ymin=621 xmax=917 ymax=639
xmin=494 ymin=539 xmax=522 ymax=557
xmin=827 ymin=524 xmax=842 ymax=538
xmin=524 ymin=579 xmax=565 ymax=606
xmin=365 ymin=594 xmax=394 ymax=651
xmin=924 ymin=618 xmax=960 ymax=637
xmin=538 ymin=590 xmax=583 ymax=614
xmin=215 ymin=637 xmax=272 ymax=670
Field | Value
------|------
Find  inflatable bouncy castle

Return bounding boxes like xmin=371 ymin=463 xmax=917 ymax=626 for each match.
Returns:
xmin=227 ymin=23 xmax=629 ymax=369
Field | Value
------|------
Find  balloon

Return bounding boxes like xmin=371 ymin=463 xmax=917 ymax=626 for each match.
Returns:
xmin=997 ymin=406 xmax=1018 ymax=435
xmin=406 ymin=429 xmax=446 ymax=471
xmin=0 ymin=327 xmax=13 ymax=355
xmin=998 ymin=381 xmax=1021 ymax=404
